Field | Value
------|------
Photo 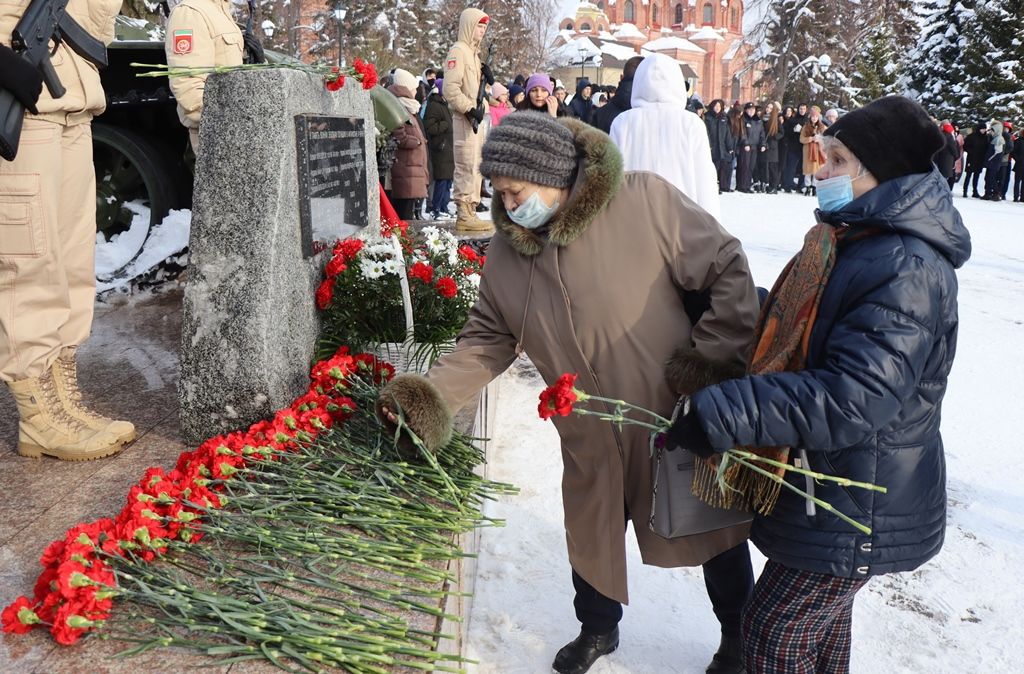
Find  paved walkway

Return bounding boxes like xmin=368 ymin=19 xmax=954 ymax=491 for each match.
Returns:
xmin=0 ymin=287 xmax=252 ymax=671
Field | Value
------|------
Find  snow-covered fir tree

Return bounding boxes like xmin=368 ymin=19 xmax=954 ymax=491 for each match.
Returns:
xmin=749 ymin=0 xmax=816 ymax=103
xmin=961 ymin=0 xmax=1024 ymax=119
xmin=901 ymin=0 xmax=976 ymax=121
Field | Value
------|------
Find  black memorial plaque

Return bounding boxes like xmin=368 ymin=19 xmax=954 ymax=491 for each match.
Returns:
xmin=295 ymin=115 xmax=368 ymax=257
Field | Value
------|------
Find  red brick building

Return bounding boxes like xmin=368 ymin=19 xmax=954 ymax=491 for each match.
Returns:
xmin=554 ymin=1 xmax=756 ymax=105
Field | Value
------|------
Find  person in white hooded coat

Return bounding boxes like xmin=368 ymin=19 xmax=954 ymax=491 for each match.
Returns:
xmin=609 ymin=53 xmax=721 ymax=222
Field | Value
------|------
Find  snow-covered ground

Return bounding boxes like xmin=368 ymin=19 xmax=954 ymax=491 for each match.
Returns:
xmin=465 ymin=191 xmax=1023 ymax=673
xmin=95 ymin=205 xmax=191 ymax=293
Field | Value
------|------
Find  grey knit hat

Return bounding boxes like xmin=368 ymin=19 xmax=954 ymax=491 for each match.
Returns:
xmin=480 ymin=112 xmax=578 ymax=187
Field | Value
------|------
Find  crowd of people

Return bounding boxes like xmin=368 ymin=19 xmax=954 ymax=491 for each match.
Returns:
xmin=383 ymin=38 xmax=1022 ymax=235
xmin=695 ymin=99 xmax=1022 ymax=202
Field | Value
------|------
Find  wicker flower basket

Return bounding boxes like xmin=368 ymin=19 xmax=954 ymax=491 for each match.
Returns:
xmin=370 ymin=235 xmax=455 ymax=373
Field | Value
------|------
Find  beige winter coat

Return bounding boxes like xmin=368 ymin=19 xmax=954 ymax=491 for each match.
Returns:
xmin=800 ymin=117 xmax=828 ymax=176
xmin=164 ymin=0 xmax=243 ymax=129
xmin=441 ymin=8 xmax=486 ymax=116
xmin=423 ymin=119 xmax=759 ymax=604
xmin=0 ymin=0 xmax=121 ymax=123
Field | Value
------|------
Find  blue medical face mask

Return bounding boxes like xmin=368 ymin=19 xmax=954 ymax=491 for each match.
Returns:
xmin=507 ymin=190 xmax=560 ymax=230
xmin=815 ymin=174 xmax=855 ymax=212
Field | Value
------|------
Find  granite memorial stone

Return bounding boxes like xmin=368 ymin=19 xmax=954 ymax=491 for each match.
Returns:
xmin=179 ymin=69 xmax=378 ymax=443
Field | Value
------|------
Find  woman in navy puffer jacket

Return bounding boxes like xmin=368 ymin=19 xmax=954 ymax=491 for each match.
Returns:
xmin=667 ymin=96 xmax=971 ymax=674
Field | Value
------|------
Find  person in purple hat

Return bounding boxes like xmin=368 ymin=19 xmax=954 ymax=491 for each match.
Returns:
xmin=516 ymin=73 xmax=570 ymax=118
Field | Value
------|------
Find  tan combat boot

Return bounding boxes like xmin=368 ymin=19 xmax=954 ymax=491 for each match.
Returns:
xmin=52 ymin=347 xmax=136 ymax=445
xmin=455 ymin=200 xmax=494 ymax=234
xmin=7 ymin=370 xmax=125 ymax=461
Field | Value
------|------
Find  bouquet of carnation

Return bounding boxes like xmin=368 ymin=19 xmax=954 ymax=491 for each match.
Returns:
xmin=538 ymin=373 xmax=886 ymax=535
xmin=316 ymin=225 xmax=484 ymax=366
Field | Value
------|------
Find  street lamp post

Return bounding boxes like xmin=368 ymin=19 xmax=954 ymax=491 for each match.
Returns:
xmin=334 ymin=4 xmax=347 ymax=67
xmin=817 ymin=53 xmax=832 ymax=107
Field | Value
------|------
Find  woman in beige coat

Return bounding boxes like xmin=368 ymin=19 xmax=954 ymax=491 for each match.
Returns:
xmin=379 ymin=112 xmax=759 ymax=674
xmin=800 ymin=105 xmax=828 ymax=196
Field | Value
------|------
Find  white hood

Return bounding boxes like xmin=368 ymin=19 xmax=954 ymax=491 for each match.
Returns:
xmin=631 ymin=53 xmax=688 ymax=109
xmin=610 ymin=51 xmax=721 ymax=221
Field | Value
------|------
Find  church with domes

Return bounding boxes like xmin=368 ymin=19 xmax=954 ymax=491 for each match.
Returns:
xmin=551 ymin=1 xmax=756 ymax=106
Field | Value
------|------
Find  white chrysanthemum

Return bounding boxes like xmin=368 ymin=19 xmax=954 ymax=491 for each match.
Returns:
xmin=366 ymin=243 xmax=395 ymax=258
xmin=360 ymin=258 xmax=385 ymax=280
xmin=464 ymin=273 xmax=481 ymax=288
xmin=382 ymin=258 xmax=402 ymax=275
xmin=423 ymin=227 xmax=446 ymax=256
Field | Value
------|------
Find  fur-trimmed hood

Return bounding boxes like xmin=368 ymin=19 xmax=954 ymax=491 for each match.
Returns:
xmin=491 ymin=118 xmax=624 ymax=256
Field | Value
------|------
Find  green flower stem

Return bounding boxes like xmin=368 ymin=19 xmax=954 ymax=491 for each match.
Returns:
xmin=728 ymin=455 xmax=873 ymax=535
xmin=571 ymin=407 xmax=668 ymax=432
xmin=728 ymin=449 xmax=887 ymax=493
xmin=577 ymin=394 xmax=673 ymax=426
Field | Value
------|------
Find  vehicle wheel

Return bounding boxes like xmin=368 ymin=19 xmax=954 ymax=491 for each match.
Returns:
xmin=92 ymin=123 xmax=178 ymax=279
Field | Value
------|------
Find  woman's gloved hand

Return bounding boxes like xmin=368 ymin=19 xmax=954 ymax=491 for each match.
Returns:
xmin=666 ymin=396 xmax=716 ymax=459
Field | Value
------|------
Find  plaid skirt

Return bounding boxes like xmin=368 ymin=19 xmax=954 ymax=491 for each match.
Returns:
xmin=742 ymin=560 xmax=869 ymax=674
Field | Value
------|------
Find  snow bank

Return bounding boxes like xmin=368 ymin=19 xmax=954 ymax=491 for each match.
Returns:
xmin=95 ymin=208 xmax=191 ymax=293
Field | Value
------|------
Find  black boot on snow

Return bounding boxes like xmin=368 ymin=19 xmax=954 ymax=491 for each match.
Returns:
xmin=552 ymin=627 xmax=619 ymax=674
xmin=705 ymin=634 xmax=745 ymax=674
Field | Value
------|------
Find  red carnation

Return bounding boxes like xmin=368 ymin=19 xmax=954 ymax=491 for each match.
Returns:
xmin=315 ymin=278 xmax=334 ymax=310
xmin=333 ymin=238 xmax=364 ymax=261
xmin=324 ymin=75 xmax=345 ymax=92
xmin=325 ymin=255 xmax=347 ymax=278
xmin=538 ymin=373 xmax=580 ymax=420
xmin=353 ymin=58 xmax=378 ymax=90
xmin=409 ymin=261 xmax=434 ymax=284
xmin=2 ymin=596 xmax=39 ymax=635
xmin=457 ymin=245 xmax=478 ymax=262
xmin=435 ymin=276 xmax=458 ymax=298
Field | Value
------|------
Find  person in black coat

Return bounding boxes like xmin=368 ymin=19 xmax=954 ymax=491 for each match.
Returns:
xmin=934 ymin=122 xmax=962 ymax=189
xmin=758 ymin=103 xmax=785 ymax=193
xmin=782 ymin=103 xmax=808 ymax=192
xmin=736 ymin=102 xmax=765 ymax=193
xmin=568 ymin=78 xmax=594 ymax=123
xmin=592 ymin=56 xmax=643 ymax=134
xmin=422 ymin=86 xmax=455 ymax=219
xmin=961 ymin=123 xmax=988 ymax=197
xmin=667 ymin=96 xmax=970 ymax=674
xmin=705 ymin=99 xmax=736 ymax=193
xmin=999 ymin=124 xmax=1015 ymax=200
xmin=1012 ymin=130 xmax=1024 ymax=202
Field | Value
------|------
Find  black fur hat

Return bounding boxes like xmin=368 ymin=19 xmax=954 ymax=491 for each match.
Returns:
xmin=823 ymin=96 xmax=945 ymax=184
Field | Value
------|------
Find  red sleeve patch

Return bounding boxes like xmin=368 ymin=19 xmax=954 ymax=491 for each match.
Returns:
xmin=447 ymin=59 xmax=457 ymax=70
xmin=173 ymin=29 xmax=193 ymax=55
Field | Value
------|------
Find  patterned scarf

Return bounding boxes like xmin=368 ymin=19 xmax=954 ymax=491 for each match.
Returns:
xmin=693 ymin=221 xmax=872 ymax=514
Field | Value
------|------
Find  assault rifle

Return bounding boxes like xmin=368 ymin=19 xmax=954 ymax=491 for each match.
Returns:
xmin=0 ymin=0 xmax=107 ymax=161
xmin=468 ymin=41 xmax=494 ymax=134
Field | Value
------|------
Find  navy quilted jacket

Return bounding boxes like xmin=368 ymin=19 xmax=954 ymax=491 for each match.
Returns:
xmin=692 ymin=169 xmax=971 ymax=579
